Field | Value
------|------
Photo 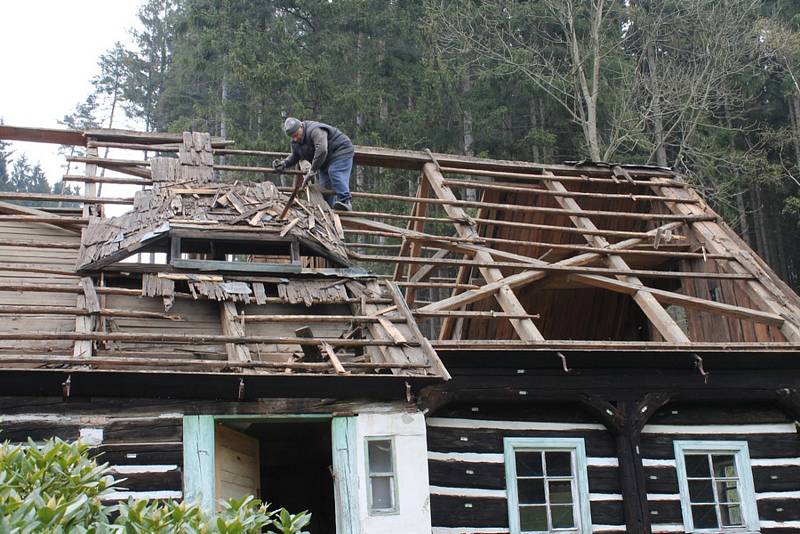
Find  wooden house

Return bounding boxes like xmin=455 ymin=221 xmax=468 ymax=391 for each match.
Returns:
xmin=1 ymin=124 xmax=800 ymax=533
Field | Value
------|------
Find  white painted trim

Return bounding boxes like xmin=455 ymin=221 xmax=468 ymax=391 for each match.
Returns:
xmin=589 ymin=493 xmax=622 ymax=501
xmin=646 ymin=493 xmax=680 ymax=501
xmin=587 ymin=457 xmax=619 ymax=467
xmin=756 ymin=490 xmax=800 ymax=500
xmin=104 ymin=490 xmax=182 ymax=500
xmin=429 ymin=485 xmax=506 ymax=498
xmin=642 ymin=458 xmax=676 ymax=467
xmin=761 ymin=520 xmax=800 ymax=529
xmin=642 ymin=422 xmax=797 ymax=434
xmin=751 ymin=457 xmax=800 ymax=467
xmin=428 ymin=451 xmax=504 ymax=463
xmin=592 ymin=526 xmax=625 ymax=532
xmin=650 ymin=524 xmax=685 ymax=533
xmin=109 ymin=464 xmax=179 ymax=474
xmin=432 ymin=528 xmax=509 ymax=533
xmin=428 ymin=418 xmax=606 ymax=431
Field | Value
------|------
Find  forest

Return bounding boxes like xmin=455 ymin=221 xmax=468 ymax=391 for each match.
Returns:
xmin=5 ymin=0 xmax=800 ymax=289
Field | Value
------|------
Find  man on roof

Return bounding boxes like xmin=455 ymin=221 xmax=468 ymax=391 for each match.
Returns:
xmin=272 ymin=118 xmax=354 ymax=211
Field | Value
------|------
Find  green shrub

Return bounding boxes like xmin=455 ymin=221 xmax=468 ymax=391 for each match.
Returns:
xmin=0 ymin=438 xmax=311 ymax=534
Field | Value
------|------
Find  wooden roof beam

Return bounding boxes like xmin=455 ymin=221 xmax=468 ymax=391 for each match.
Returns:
xmin=543 ymin=175 xmax=689 ymax=343
xmin=422 ymin=162 xmax=544 ymax=342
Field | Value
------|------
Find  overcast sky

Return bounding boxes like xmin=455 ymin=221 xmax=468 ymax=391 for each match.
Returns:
xmin=0 ymin=0 xmax=143 ymax=184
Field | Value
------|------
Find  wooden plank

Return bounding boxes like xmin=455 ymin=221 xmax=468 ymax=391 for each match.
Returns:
xmin=385 ymin=280 xmax=450 ymax=380
xmin=183 ymin=415 xmax=215 ymax=514
xmin=214 ymin=424 xmax=260 ymax=507
xmin=321 ymin=341 xmax=347 ymax=374
xmin=79 ymin=277 xmax=101 ymax=314
xmin=422 ymin=163 xmax=544 ymax=342
xmin=331 ymin=417 xmax=360 ymax=534
xmin=218 ymin=302 xmax=251 ymax=364
xmin=543 ymin=177 xmax=689 ymax=343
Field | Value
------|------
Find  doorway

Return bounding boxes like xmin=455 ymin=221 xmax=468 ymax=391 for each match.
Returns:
xmin=215 ymin=419 xmax=336 ymax=533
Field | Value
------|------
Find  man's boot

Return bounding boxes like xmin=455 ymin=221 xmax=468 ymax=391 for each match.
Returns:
xmin=334 ymin=200 xmax=352 ymax=212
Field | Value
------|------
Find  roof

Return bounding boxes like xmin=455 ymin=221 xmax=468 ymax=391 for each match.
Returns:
xmin=0 ymin=125 xmax=799 ymax=390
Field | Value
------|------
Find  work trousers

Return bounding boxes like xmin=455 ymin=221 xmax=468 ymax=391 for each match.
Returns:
xmin=318 ymin=155 xmax=353 ymax=207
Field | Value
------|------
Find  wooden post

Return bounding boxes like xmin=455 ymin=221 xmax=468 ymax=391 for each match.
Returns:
xmin=581 ymin=392 xmax=670 ymax=534
xmin=219 ymin=302 xmax=252 ymax=365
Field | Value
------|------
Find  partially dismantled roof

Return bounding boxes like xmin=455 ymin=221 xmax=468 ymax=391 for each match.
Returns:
xmin=0 ymin=125 xmax=799 ymax=390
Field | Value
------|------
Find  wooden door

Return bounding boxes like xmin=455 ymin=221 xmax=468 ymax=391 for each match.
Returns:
xmin=214 ymin=424 xmax=261 ymax=507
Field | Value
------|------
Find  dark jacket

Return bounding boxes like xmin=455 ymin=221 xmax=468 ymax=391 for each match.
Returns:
xmin=282 ymin=121 xmax=354 ymax=172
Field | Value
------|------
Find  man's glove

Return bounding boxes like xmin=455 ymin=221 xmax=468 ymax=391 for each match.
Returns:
xmin=302 ymin=170 xmax=317 ymax=188
xmin=272 ymin=159 xmax=286 ymax=171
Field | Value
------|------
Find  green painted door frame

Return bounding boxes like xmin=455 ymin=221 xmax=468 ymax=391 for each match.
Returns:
xmin=182 ymin=413 xmax=359 ymax=533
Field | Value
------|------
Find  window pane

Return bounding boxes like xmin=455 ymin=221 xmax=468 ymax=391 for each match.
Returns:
xmin=370 ymin=476 xmax=393 ymax=510
xmin=691 ymin=504 xmax=718 ymax=529
xmin=545 ymin=451 xmax=572 ymax=476
xmin=548 ymin=480 xmax=573 ymax=504
xmin=516 ymin=451 xmax=543 ymax=476
xmin=368 ymin=440 xmax=392 ymax=473
xmin=720 ymin=504 xmax=743 ymax=527
xmin=517 ymin=478 xmax=546 ymax=504
xmin=550 ymin=504 xmax=575 ymax=528
xmin=712 ymin=454 xmax=737 ymax=478
xmin=519 ymin=505 xmax=547 ymax=531
xmin=716 ymin=481 xmax=740 ymax=504
xmin=685 ymin=454 xmax=711 ymax=477
xmin=688 ymin=479 xmax=714 ymax=503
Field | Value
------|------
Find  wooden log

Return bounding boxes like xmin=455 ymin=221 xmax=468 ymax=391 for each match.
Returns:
xmin=0 ymin=305 xmax=182 ymax=320
xmin=344 ymin=189 xmax=710 ymax=222
xmin=0 ymin=354 xmax=430 ymax=370
xmin=442 ymin=178 xmax=698 ymax=203
xmin=0 ymin=331 xmax=420 ymax=347
xmin=0 ymin=191 xmax=133 ymax=204
xmin=0 ymin=239 xmax=80 ymax=249
xmin=62 ymin=174 xmax=153 ymax=186
xmin=344 ymin=229 xmax=722 ymax=260
xmin=339 ymin=211 xmax=686 ymax=240
xmin=243 ymin=314 xmax=406 ymax=323
xmin=437 ymin=165 xmax=684 ymax=187
xmin=349 ymin=252 xmax=753 ymax=280
xmin=0 ymin=215 xmax=88 ymax=225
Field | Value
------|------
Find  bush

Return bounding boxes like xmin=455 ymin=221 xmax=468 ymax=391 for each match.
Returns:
xmin=0 ymin=438 xmax=311 ymax=534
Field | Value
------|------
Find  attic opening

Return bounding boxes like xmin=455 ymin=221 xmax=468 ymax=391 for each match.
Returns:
xmin=215 ymin=420 xmax=335 ymax=533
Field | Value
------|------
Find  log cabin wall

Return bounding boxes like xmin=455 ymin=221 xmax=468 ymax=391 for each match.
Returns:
xmin=0 ymin=397 xmax=184 ymax=501
xmin=641 ymin=402 xmax=800 ymax=532
xmin=0 ymin=219 xmax=81 ymax=355
xmin=426 ymin=401 xmax=800 ymax=534
xmin=426 ymin=403 xmax=625 ymax=533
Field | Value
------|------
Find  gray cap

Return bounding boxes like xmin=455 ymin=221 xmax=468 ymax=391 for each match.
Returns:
xmin=283 ymin=117 xmax=302 ymax=136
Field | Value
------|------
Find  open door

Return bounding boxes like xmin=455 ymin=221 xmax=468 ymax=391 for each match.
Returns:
xmin=215 ymin=423 xmax=261 ymax=506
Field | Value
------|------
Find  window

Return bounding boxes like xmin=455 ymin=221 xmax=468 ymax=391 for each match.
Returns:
xmin=503 ymin=438 xmax=592 ymax=534
xmin=674 ymin=441 xmax=760 ymax=532
xmin=366 ymin=437 xmax=398 ymax=514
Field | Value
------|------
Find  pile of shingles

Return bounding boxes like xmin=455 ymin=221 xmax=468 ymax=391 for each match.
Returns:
xmin=77 ymin=178 xmax=348 ymax=270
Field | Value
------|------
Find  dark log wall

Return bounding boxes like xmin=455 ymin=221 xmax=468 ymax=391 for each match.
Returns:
xmin=428 ymin=402 xmax=800 ymax=534
xmin=0 ymin=397 xmax=186 ymax=501
xmin=643 ymin=402 xmax=800 ymax=533
xmin=427 ymin=403 xmax=626 ymax=534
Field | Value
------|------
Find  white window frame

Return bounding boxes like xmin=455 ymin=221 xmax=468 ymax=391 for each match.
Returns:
xmin=503 ymin=437 xmax=592 ymax=534
xmin=673 ymin=440 xmax=760 ymax=533
xmin=365 ymin=436 xmax=399 ymax=515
